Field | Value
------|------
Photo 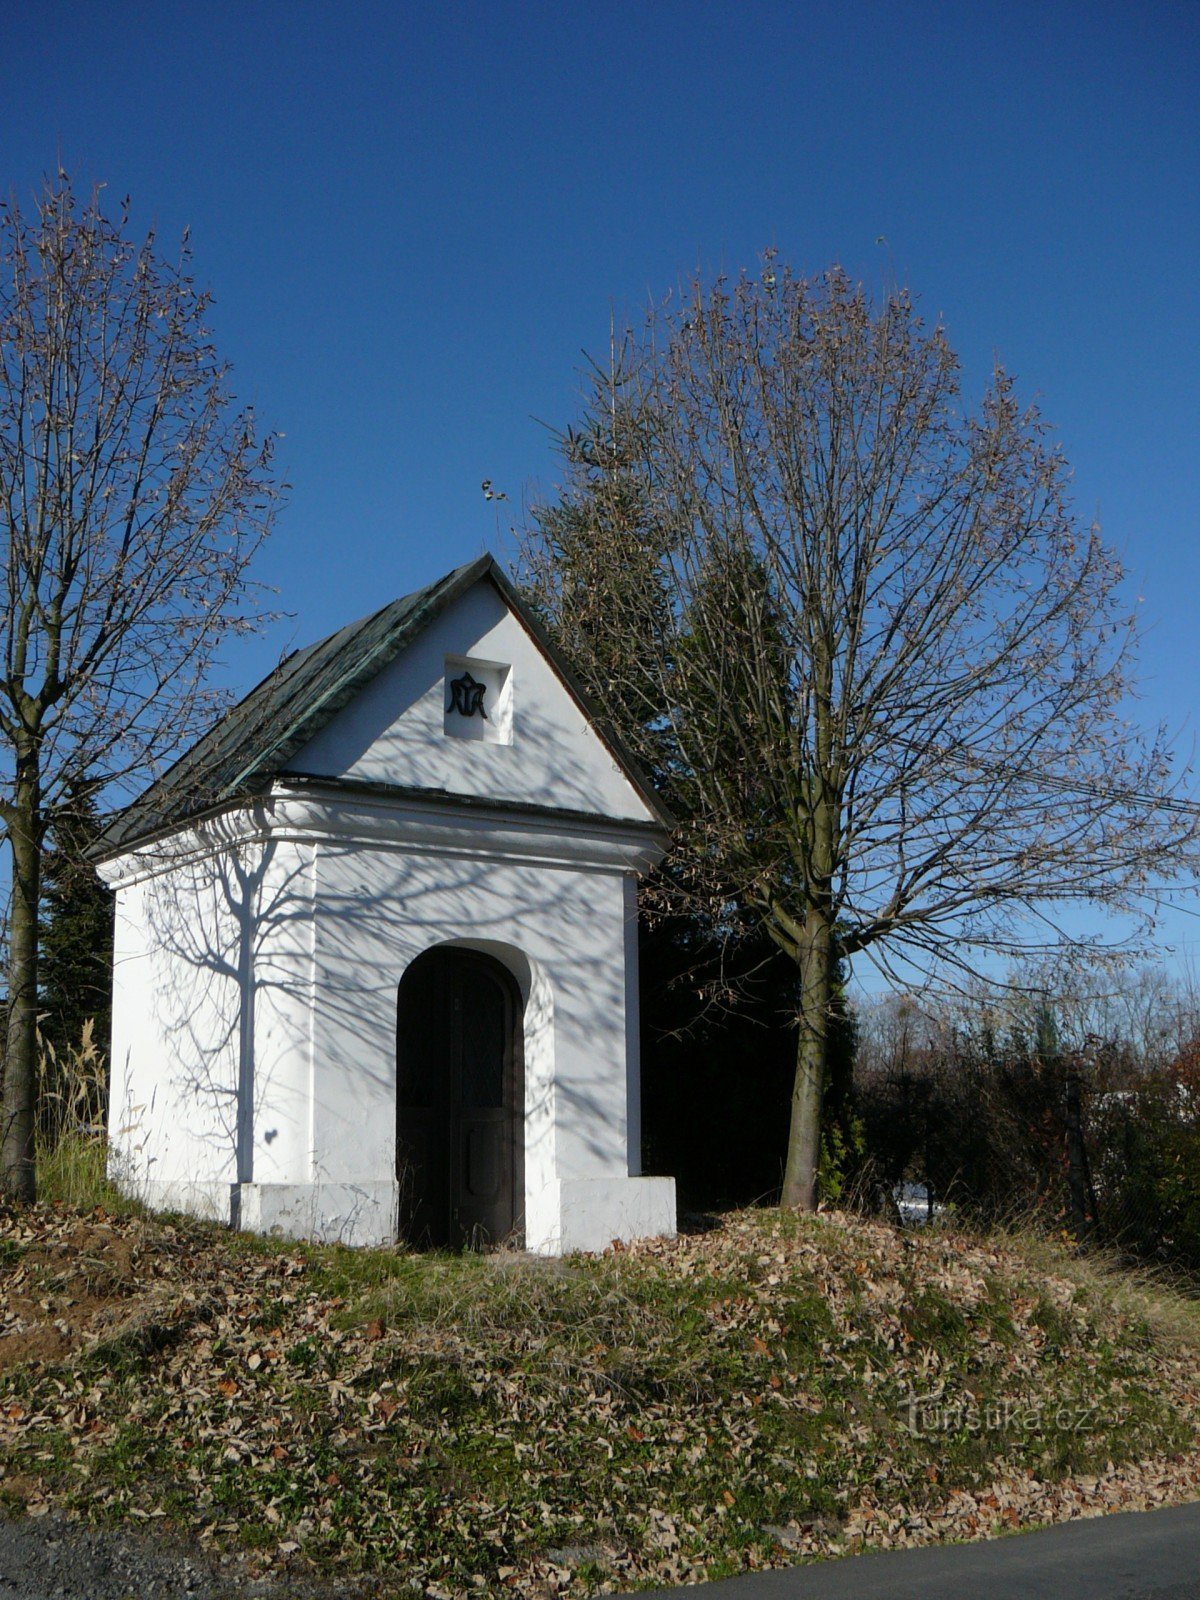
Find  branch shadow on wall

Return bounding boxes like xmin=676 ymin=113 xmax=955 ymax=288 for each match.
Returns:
xmin=114 ymin=703 xmax=655 ymax=1237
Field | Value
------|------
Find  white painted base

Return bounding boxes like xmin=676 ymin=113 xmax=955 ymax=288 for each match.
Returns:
xmin=116 ymin=1177 xmax=398 ymax=1246
xmin=526 ymin=1175 xmax=677 ymax=1256
xmin=121 ymin=1177 xmax=231 ymax=1222
xmin=120 ymin=1172 xmax=675 ymax=1258
xmin=233 ymin=1181 xmax=399 ymax=1246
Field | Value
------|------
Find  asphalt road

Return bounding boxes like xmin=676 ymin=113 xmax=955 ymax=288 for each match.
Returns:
xmin=3 ymin=1502 xmax=1198 ymax=1599
xmin=639 ymin=1503 xmax=1200 ymax=1600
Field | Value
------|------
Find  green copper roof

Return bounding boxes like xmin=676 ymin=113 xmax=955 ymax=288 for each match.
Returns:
xmin=91 ymin=554 xmax=668 ymax=859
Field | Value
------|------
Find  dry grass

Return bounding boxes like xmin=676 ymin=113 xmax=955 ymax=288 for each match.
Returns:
xmin=34 ymin=1022 xmax=125 ymax=1210
xmin=1003 ymin=1226 xmax=1200 ymax=1352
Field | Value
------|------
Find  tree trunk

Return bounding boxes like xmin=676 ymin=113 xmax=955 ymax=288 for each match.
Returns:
xmin=2 ymin=764 xmax=42 ymax=1201
xmin=780 ymin=912 xmax=833 ymax=1211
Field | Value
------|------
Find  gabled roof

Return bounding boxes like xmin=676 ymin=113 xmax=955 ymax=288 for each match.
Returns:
xmin=91 ymin=554 xmax=670 ymax=860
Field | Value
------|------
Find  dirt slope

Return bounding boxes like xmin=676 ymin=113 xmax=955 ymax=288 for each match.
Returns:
xmin=2 ymin=1202 xmax=1199 ymax=1599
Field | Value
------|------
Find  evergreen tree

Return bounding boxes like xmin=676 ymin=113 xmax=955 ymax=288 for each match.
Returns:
xmin=38 ymin=784 xmax=113 ymax=1062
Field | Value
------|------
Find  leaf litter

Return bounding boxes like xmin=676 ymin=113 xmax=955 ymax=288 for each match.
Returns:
xmin=2 ymin=1200 xmax=1199 ymax=1598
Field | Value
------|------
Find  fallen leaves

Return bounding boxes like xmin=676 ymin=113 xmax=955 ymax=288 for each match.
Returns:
xmin=1 ymin=1201 xmax=1199 ymax=1600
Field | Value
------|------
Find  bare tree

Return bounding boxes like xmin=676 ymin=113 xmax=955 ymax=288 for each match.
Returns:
xmin=522 ymin=258 xmax=1199 ymax=1211
xmin=0 ymin=175 xmax=280 ymax=1199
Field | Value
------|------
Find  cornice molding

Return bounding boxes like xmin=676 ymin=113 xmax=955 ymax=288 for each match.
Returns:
xmin=97 ymin=780 xmax=666 ymax=889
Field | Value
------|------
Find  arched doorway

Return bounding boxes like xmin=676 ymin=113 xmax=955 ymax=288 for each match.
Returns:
xmin=396 ymin=947 xmax=524 ymax=1248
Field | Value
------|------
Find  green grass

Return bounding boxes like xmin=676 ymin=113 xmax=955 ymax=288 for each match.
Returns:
xmin=34 ymin=1130 xmax=126 ymax=1209
xmin=2 ymin=1203 xmax=1199 ymax=1598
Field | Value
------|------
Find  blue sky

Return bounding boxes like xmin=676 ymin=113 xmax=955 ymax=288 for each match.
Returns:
xmin=6 ymin=0 xmax=1200 ymax=961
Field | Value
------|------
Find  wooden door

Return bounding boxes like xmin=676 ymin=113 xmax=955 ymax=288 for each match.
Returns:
xmin=396 ymin=948 xmax=523 ymax=1248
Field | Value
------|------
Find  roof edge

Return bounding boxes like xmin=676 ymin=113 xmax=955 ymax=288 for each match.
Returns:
xmin=217 ymin=553 xmax=495 ymax=802
xmin=92 ymin=774 xmax=669 ymax=871
xmin=480 ymin=561 xmax=675 ymax=833
xmin=89 ymin=551 xmax=674 ymax=857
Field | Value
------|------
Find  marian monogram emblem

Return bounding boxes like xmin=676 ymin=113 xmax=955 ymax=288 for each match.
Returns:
xmin=448 ymin=670 xmax=488 ymax=719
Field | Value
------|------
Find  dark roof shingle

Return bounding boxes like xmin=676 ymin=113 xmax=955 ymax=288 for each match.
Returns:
xmin=91 ymin=557 xmax=494 ymax=858
xmin=91 ymin=554 xmax=668 ymax=859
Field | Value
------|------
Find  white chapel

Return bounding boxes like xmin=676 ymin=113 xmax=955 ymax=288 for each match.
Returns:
xmin=93 ymin=555 xmax=677 ymax=1255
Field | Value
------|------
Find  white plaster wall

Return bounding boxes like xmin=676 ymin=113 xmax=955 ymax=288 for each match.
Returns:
xmin=107 ymin=843 xmax=261 ymax=1201
xmin=288 ymin=579 xmax=654 ymax=823
xmin=245 ymin=839 xmax=317 ymax=1186
xmin=303 ymin=838 xmax=633 ymax=1221
xmin=102 ymin=793 xmax=675 ymax=1253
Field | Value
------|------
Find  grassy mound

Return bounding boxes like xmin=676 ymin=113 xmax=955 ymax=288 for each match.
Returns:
xmin=2 ymin=1202 xmax=1199 ymax=1597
